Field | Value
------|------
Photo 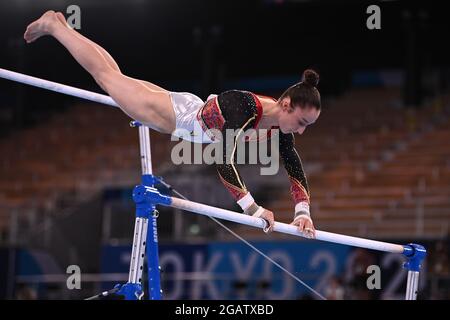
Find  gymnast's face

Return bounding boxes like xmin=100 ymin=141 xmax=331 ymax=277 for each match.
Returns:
xmin=278 ymin=98 xmax=320 ymax=135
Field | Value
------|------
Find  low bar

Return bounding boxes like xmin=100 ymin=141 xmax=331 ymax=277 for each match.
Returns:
xmin=148 ymin=190 xmax=406 ymax=253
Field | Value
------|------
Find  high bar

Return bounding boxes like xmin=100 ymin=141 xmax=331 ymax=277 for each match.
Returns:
xmin=160 ymin=195 xmax=406 ymax=254
xmin=0 ymin=67 xmax=118 ymax=107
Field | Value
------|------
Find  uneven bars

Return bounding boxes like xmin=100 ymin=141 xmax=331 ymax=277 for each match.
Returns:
xmin=1 ymin=67 xmax=426 ymax=300
xmin=0 ymin=68 xmax=118 ymax=107
xmin=0 ymin=67 xmax=407 ymax=254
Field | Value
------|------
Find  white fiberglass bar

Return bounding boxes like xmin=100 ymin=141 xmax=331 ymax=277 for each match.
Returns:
xmin=169 ymin=197 xmax=405 ymax=254
xmin=0 ymin=68 xmax=118 ymax=108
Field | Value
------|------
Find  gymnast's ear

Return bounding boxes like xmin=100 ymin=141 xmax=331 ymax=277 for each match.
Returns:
xmin=280 ymin=97 xmax=292 ymax=111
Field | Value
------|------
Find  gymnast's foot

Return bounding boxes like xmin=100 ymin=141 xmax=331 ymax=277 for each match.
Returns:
xmin=24 ymin=10 xmax=60 ymax=43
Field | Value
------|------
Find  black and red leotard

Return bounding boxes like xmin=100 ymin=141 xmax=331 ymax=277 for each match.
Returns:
xmin=196 ymin=90 xmax=310 ymax=210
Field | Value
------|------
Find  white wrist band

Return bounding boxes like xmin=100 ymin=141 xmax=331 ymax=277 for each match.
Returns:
xmin=295 ymin=202 xmax=310 ymax=216
xmin=237 ymin=192 xmax=255 ymax=211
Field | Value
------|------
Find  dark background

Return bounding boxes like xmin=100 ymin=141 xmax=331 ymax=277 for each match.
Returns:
xmin=0 ymin=0 xmax=448 ymax=123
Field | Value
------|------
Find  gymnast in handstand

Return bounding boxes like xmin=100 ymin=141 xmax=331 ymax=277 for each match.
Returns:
xmin=24 ymin=10 xmax=322 ymax=238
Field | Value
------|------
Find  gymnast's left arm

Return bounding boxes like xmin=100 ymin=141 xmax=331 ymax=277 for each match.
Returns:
xmin=278 ymin=132 xmax=316 ymax=238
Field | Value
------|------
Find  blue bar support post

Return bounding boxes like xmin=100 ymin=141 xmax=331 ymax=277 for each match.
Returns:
xmin=402 ymin=243 xmax=427 ymax=300
xmin=117 ymin=121 xmax=162 ymax=300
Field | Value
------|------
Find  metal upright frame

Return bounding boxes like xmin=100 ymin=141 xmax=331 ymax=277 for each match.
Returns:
xmin=115 ymin=121 xmax=162 ymax=300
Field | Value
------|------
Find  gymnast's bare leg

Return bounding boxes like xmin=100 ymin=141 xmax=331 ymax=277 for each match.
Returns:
xmin=51 ymin=13 xmax=167 ymax=93
xmin=24 ymin=10 xmax=176 ymax=133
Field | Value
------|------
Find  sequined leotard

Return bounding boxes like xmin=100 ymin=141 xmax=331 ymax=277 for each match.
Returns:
xmin=196 ymin=90 xmax=310 ymax=208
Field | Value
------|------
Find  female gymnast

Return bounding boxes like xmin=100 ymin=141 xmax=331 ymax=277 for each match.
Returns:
xmin=24 ymin=11 xmax=321 ymax=238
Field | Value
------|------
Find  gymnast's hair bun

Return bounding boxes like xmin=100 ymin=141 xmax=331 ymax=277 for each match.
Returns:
xmin=303 ymin=69 xmax=319 ymax=87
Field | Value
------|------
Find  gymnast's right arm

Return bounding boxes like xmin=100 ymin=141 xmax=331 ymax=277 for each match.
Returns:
xmin=213 ymin=91 xmax=275 ymax=232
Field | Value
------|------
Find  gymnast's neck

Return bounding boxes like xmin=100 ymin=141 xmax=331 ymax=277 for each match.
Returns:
xmin=258 ymin=97 xmax=280 ymax=129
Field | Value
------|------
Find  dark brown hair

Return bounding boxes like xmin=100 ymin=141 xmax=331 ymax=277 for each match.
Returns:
xmin=279 ymin=69 xmax=321 ymax=110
